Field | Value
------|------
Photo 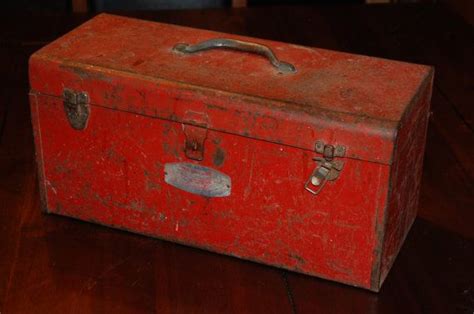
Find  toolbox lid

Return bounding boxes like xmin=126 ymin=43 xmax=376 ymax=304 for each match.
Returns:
xmin=29 ymin=14 xmax=433 ymax=165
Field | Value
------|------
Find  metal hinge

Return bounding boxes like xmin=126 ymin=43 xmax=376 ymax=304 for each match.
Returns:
xmin=63 ymin=88 xmax=90 ymax=130
xmin=305 ymin=140 xmax=346 ymax=195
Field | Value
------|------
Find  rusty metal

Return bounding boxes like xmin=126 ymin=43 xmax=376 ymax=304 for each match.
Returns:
xmin=306 ymin=141 xmax=346 ymax=194
xmin=28 ymin=13 xmax=434 ymax=291
xmin=182 ymin=112 xmax=209 ymax=161
xmin=62 ymin=88 xmax=90 ymax=130
xmin=183 ymin=125 xmax=208 ymax=161
xmin=305 ymin=157 xmax=344 ymax=195
xmin=173 ymin=38 xmax=296 ymax=74
xmin=315 ymin=141 xmax=346 ymax=158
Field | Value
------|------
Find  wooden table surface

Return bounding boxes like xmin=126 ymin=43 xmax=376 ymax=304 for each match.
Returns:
xmin=1 ymin=4 xmax=473 ymax=314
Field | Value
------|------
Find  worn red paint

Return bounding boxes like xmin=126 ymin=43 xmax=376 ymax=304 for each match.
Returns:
xmin=28 ymin=14 xmax=433 ymax=291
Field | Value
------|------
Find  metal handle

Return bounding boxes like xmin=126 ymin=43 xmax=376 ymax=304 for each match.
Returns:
xmin=173 ymin=38 xmax=296 ymax=74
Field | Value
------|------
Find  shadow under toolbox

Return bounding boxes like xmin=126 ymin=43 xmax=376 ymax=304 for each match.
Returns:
xmin=29 ymin=14 xmax=433 ymax=291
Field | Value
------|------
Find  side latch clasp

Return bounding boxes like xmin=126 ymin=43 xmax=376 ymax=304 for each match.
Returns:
xmin=63 ymin=88 xmax=90 ymax=130
xmin=305 ymin=141 xmax=346 ymax=195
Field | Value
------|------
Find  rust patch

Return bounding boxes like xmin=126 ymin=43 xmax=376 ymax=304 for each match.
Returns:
xmin=260 ymin=116 xmax=278 ymax=130
xmin=162 ymin=142 xmax=179 ymax=158
xmin=334 ymin=220 xmax=360 ymax=230
xmin=206 ymin=103 xmax=227 ymax=111
xmin=289 ymin=253 xmax=306 ymax=266
xmin=370 ymin=191 xmax=390 ymax=291
xmin=326 ymin=260 xmax=353 ymax=276
xmin=61 ymin=65 xmax=112 ymax=82
xmin=93 ymin=192 xmax=154 ymax=212
xmin=54 ymin=163 xmax=72 ymax=175
xmin=213 ymin=147 xmax=225 ymax=167
xmin=132 ymin=59 xmax=145 ymax=67
xmin=103 ymin=84 xmax=124 ymax=105
xmin=105 ymin=145 xmax=126 ymax=163
xmin=93 ymin=192 xmax=112 ymax=206
xmin=121 ymin=200 xmax=149 ymax=212
xmin=263 ymin=203 xmax=280 ymax=213
xmin=211 ymin=208 xmax=235 ymax=219
xmin=144 ymin=170 xmax=161 ymax=191
xmin=339 ymin=88 xmax=355 ymax=99
xmin=146 ymin=179 xmax=161 ymax=191
xmin=55 ymin=202 xmax=61 ymax=211
xmin=162 ymin=121 xmax=178 ymax=136
xmin=158 ymin=213 xmax=166 ymax=221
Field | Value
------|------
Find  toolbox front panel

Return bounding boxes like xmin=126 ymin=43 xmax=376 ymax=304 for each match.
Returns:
xmin=29 ymin=55 xmax=398 ymax=165
xmin=32 ymin=93 xmax=390 ymax=289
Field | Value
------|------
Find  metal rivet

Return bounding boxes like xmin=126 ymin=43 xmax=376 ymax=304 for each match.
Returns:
xmin=311 ymin=176 xmax=321 ymax=186
xmin=323 ymin=145 xmax=335 ymax=160
xmin=315 ymin=140 xmax=325 ymax=153
xmin=335 ymin=145 xmax=346 ymax=157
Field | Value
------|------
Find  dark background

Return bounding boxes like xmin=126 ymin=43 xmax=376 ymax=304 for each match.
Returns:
xmin=3 ymin=0 xmax=474 ymax=27
xmin=6 ymin=0 xmax=364 ymax=12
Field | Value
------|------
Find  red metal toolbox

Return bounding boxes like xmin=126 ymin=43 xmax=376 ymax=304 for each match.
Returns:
xmin=29 ymin=14 xmax=433 ymax=291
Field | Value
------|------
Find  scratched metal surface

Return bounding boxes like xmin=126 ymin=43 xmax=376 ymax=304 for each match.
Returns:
xmin=378 ymin=75 xmax=434 ymax=287
xmin=29 ymin=14 xmax=433 ymax=165
xmin=31 ymin=93 xmax=391 ymax=289
xmin=33 ymin=14 xmax=430 ymax=123
xmin=28 ymin=14 xmax=433 ymax=291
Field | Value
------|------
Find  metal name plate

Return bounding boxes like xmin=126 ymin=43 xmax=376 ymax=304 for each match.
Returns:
xmin=164 ymin=162 xmax=231 ymax=197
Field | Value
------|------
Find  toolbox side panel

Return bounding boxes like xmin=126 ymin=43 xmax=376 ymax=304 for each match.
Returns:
xmin=377 ymin=71 xmax=434 ymax=289
xmin=33 ymin=93 xmax=390 ymax=289
xmin=29 ymin=93 xmax=49 ymax=213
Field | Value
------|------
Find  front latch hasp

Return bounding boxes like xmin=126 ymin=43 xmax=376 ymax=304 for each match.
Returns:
xmin=63 ymin=88 xmax=90 ymax=130
xmin=183 ymin=124 xmax=208 ymax=161
xmin=305 ymin=141 xmax=346 ymax=195
xmin=182 ymin=111 xmax=209 ymax=161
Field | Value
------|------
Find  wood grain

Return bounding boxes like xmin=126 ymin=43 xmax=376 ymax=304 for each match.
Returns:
xmin=72 ymin=0 xmax=88 ymax=13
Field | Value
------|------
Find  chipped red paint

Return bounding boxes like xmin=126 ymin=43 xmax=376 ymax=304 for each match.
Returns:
xmin=28 ymin=14 xmax=433 ymax=291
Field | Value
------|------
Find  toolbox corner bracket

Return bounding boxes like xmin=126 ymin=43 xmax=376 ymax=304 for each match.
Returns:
xmin=63 ymin=88 xmax=90 ymax=130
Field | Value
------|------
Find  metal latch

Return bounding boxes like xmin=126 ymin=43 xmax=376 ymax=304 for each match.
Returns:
xmin=63 ymin=88 xmax=90 ymax=130
xmin=182 ymin=111 xmax=209 ymax=161
xmin=305 ymin=141 xmax=346 ymax=195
